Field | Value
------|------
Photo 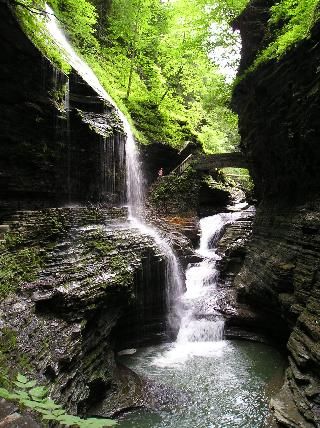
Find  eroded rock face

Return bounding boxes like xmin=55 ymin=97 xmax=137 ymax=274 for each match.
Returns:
xmin=233 ymin=2 xmax=320 ymax=204
xmin=0 ymin=3 xmax=125 ymax=210
xmin=233 ymin=1 xmax=320 ymax=426
xmin=0 ymin=208 xmax=170 ymax=416
xmin=0 ymin=398 xmax=40 ymax=427
xmin=234 ymin=203 xmax=320 ymax=427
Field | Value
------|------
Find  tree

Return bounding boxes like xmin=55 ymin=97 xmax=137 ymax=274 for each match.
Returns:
xmin=107 ymin=0 xmax=169 ymax=99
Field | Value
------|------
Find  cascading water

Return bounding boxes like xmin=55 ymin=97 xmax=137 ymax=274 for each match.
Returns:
xmin=118 ymin=207 xmax=286 ymax=428
xmin=176 ymin=212 xmax=243 ymax=346
xmin=40 ymin=15 xmax=286 ymax=428
xmin=150 ymin=210 xmax=244 ymax=366
xmin=44 ymin=6 xmax=183 ymax=331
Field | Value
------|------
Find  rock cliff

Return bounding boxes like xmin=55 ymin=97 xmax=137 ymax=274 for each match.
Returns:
xmin=0 ymin=207 xmax=171 ymax=417
xmin=0 ymin=2 xmax=125 ymax=211
xmin=233 ymin=1 xmax=320 ymax=426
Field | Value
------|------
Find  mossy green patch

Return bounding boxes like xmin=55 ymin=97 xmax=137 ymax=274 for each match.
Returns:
xmin=14 ymin=1 xmax=71 ymax=73
xmin=0 ymin=328 xmax=32 ymax=388
xmin=236 ymin=0 xmax=320 ymax=81
xmin=85 ymin=240 xmax=114 ymax=256
xmin=0 ymin=236 xmax=42 ymax=299
xmin=149 ymin=167 xmax=200 ymax=214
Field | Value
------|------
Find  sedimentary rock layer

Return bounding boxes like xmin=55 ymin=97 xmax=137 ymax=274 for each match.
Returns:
xmin=0 ymin=208 xmax=169 ymax=416
xmin=0 ymin=3 xmax=125 ymax=209
xmin=233 ymin=1 xmax=320 ymax=426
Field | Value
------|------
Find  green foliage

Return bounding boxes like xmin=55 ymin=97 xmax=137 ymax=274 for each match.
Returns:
xmin=150 ymin=168 xmax=200 ymax=214
xmin=86 ymin=240 xmax=113 ymax=256
xmin=14 ymin=0 xmax=241 ymax=152
xmin=220 ymin=167 xmax=254 ymax=194
xmin=0 ymin=374 xmax=116 ymax=427
xmin=103 ymin=0 xmax=241 ymax=150
xmin=0 ymin=327 xmax=32 ymax=390
xmin=0 ymin=329 xmax=18 ymax=388
xmin=14 ymin=0 xmax=320 ymax=149
xmin=14 ymin=0 xmax=71 ymax=72
xmin=49 ymin=0 xmax=98 ymax=49
xmin=206 ymin=0 xmax=249 ymax=23
xmin=209 ymin=0 xmax=320 ymax=75
xmin=254 ymin=0 xmax=320 ymax=67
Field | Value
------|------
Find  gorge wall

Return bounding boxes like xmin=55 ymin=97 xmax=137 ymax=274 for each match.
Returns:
xmin=0 ymin=2 xmax=179 ymax=420
xmin=233 ymin=1 xmax=320 ymax=426
xmin=0 ymin=207 xmax=171 ymax=416
xmin=0 ymin=1 xmax=125 ymax=212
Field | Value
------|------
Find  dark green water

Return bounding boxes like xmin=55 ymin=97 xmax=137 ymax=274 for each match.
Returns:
xmin=118 ymin=340 xmax=285 ymax=428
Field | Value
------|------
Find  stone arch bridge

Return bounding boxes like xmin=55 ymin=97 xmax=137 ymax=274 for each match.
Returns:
xmin=171 ymin=152 xmax=249 ymax=175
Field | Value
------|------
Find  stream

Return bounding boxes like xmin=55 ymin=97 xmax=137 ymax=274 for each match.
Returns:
xmin=118 ymin=341 xmax=284 ymax=428
xmin=118 ymin=211 xmax=286 ymax=428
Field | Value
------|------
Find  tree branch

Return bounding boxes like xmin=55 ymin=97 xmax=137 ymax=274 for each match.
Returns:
xmin=9 ymin=0 xmax=64 ymax=23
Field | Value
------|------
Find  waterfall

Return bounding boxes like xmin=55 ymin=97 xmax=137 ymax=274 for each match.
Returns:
xmin=44 ymin=5 xmax=183 ymax=331
xmin=177 ymin=212 xmax=243 ymax=344
xmin=152 ymin=210 xmax=245 ymax=367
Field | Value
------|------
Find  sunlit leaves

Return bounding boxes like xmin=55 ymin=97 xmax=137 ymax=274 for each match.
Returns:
xmin=16 ymin=0 xmax=242 ymax=151
xmin=49 ymin=0 xmax=98 ymax=48
xmin=0 ymin=374 xmax=116 ymax=427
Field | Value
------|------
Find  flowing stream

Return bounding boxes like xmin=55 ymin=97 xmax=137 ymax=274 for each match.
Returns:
xmin=176 ymin=212 xmax=242 ymax=347
xmin=118 ymin=211 xmax=286 ymax=427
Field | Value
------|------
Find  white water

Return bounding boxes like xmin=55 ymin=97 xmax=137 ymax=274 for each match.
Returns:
xmin=152 ymin=210 xmax=244 ymax=367
xmin=44 ymin=6 xmax=183 ymax=329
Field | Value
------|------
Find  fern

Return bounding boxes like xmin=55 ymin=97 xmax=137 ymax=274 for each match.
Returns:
xmin=0 ymin=374 xmax=116 ymax=427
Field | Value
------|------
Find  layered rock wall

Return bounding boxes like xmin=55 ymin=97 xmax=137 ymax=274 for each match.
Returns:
xmin=0 ymin=207 xmax=169 ymax=416
xmin=0 ymin=0 xmax=187 ymax=420
xmin=233 ymin=5 xmax=320 ymax=204
xmin=235 ymin=204 xmax=320 ymax=427
xmin=0 ymin=3 xmax=125 ymax=211
xmin=233 ymin=1 xmax=320 ymax=426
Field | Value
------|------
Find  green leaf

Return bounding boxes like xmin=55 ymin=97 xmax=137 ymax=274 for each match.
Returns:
xmin=42 ymin=414 xmax=57 ymax=421
xmin=29 ymin=386 xmax=47 ymax=399
xmin=52 ymin=409 xmax=66 ymax=416
xmin=17 ymin=373 xmax=28 ymax=384
xmin=0 ymin=387 xmax=16 ymax=400
xmin=57 ymin=414 xmax=83 ymax=426
xmin=24 ymin=380 xmax=37 ymax=389
xmin=30 ymin=399 xmax=62 ymax=410
xmin=20 ymin=399 xmax=43 ymax=409
xmin=13 ymin=390 xmax=30 ymax=400
xmin=14 ymin=381 xmax=30 ymax=389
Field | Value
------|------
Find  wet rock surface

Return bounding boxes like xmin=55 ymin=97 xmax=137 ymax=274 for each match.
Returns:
xmin=0 ymin=399 xmax=40 ymax=428
xmin=0 ymin=3 xmax=126 ymax=210
xmin=232 ymin=1 xmax=320 ymax=425
xmin=0 ymin=207 xmax=173 ymax=417
xmin=233 ymin=203 xmax=320 ymax=427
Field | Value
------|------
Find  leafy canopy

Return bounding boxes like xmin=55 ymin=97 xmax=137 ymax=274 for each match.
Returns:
xmin=14 ymin=0 xmax=320 ymax=151
xmin=255 ymin=0 xmax=320 ymax=66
